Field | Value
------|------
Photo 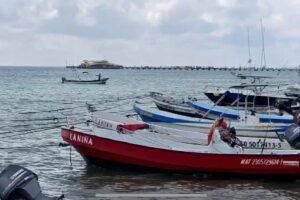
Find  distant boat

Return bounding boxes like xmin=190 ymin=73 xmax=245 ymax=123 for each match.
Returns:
xmin=66 ymin=60 xmax=123 ymax=69
xmin=62 ymin=73 xmax=109 ymax=84
xmin=285 ymin=84 xmax=300 ymax=97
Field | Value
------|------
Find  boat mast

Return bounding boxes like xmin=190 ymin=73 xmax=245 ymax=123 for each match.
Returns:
xmin=260 ymin=19 xmax=267 ymax=69
xmin=247 ymin=28 xmax=252 ymax=68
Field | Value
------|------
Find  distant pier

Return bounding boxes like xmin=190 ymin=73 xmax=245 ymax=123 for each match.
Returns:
xmin=122 ymin=66 xmax=300 ymax=72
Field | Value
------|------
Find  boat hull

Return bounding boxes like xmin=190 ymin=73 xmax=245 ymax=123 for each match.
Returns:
xmin=150 ymin=92 xmax=203 ymax=118
xmin=61 ymin=78 xmax=109 ymax=84
xmin=134 ymin=103 xmax=288 ymax=138
xmin=285 ymin=85 xmax=300 ymax=97
xmin=155 ymin=103 xmax=202 ymax=118
xmin=205 ymin=92 xmax=294 ymax=108
xmin=187 ymin=100 xmax=293 ymax=124
xmin=61 ymin=128 xmax=300 ymax=175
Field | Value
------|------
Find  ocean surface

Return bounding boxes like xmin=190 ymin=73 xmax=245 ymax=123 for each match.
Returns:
xmin=0 ymin=66 xmax=299 ymax=200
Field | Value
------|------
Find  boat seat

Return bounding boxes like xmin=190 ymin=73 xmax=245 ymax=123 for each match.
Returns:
xmin=117 ymin=123 xmax=149 ymax=133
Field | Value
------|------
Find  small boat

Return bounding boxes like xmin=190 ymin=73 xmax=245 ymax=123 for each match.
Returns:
xmin=187 ymin=100 xmax=293 ymax=124
xmin=204 ymin=85 xmax=296 ymax=109
xmin=205 ymin=74 xmax=297 ymax=110
xmin=285 ymin=84 xmax=300 ymax=97
xmin=61 ymin=112 xmax=300 ymax=175
xmin=62 ymin=73 xmax=109 ymax=84
xmin=150 ymin=92 xmax=203 ymax=118
xmin=133 ymin=103 xmax=289 ymax=138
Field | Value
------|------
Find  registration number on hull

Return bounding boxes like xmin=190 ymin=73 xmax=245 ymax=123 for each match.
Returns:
xmin=241 ymin=159 xmax=299 ymax=166
xmin=241 ymin=140 xmax=282 ymax=149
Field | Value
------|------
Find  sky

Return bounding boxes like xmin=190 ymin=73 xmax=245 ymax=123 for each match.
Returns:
xmin=0 ymin=0 xmax=300 ymax=67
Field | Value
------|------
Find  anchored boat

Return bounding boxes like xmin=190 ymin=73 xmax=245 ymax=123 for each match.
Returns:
xmin=133 ymin=103 xmax=289 ymax=138
xmin=150 ymin=92 xmax=205 ymax=118
xmin=61 ymin=112 xmax=300 ymax=175
xmin=187 ymin=100 xmax=293 ymax=123
xmin=204 ymin=85 xmax=297 ymax=110
xmin=285 ymin=84 xmax=300 ymax=97
xmin=62 ymin=73 xmax=109 ymax=84
xmin=204 ymin=74 xmax=297 ymax=110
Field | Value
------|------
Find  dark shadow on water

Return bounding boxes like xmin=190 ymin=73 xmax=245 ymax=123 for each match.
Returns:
xmin=82 ymin=157 xmax=300 ymax=182
xmin=78 ymin=161 xmax=300 ymax=188
xmin=70 ymin=163 xmax=300 ymax=200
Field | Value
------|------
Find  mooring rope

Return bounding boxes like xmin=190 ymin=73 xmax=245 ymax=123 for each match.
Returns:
xmin=0 ymin=94 xmax=149 ymax=134
xmin=0 ymin=94 xmax=150 ymax=149
xmin=0 ymin=142 xmax=69 ymax=150
xmin=0 ymin=97 xmax=141 ymax=142
xmin=17 ymin=94 xmax=149 ymax=115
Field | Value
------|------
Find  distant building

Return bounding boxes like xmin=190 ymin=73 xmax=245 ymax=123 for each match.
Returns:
xmin=67 ymin=60 xmax=123 ymax=69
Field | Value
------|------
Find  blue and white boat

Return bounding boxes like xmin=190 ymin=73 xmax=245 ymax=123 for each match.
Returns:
xmin=285 ymin=84 xmax=300 ymax=97
xmin=133 ymin=103 xmax=289 ymax=138
xmin=187 ymin=100 xmax=293 ymax=124
xmin=204 ymin=74 xmax=297 ymax=110
xmin=150 ymin=92 xmax=203 ymax=118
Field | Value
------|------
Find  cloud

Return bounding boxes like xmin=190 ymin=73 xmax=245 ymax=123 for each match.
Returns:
xmin=0 ymin=0 xmax=299 ymax=67
xmin=75 ymin=0 xmax=105 ymax=26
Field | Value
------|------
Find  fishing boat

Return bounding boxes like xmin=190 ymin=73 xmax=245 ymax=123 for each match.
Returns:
xmin=205 ymin=85 xmax=297 ymax=109
xmin=285 ymin=66 xmax=300 ymax=97
xmin=61 ymin=112 xmax=300 ymax=175
xmin=285 ymin=84 xmax=300 ymax=97
xmin=187 ymin=100 xmax=293 ymax=124
xmin=62 ymin=73 xmax=109 ymax=84
xmin=205 ymin=84 xmax=296 ymax=109
xmin=150 ymin=92 xmax=202 ymax=118
xmin=204 ymin=74 xmax=297 ymax=110
xmin=133 ymin=103 xmax=289 ymax=138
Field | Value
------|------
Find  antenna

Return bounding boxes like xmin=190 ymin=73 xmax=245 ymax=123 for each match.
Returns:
xmin=260 ymin=19 xmax=267 ymax=69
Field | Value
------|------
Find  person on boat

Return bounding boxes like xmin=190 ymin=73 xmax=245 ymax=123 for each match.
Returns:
xmin=285 ymin=111 xmax=300 ymax=149
xmin=219 ymin=127 xmax=241 ymax=148
xmin=207 ymin=117 xmax=227 ymax=144
xmin=97 ymin=73 xmax=102 ymax=80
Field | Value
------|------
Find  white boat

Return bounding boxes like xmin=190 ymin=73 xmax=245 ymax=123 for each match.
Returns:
xmin=187 ymin=100 xmax=293 ymax=124
xmin=133 ymin=103 xmax=289 ymax=138
xmin=71 ymin=111 xmax=291 ymax=151
xmin=150 ymin=92 xmax=202 ymax=118
xmin=285 ymin=84 xmax=300 ymax=97
xmin=61 ymin=111 xmax=300 ymax=175
xmin=204 ymin=74 xmax=297 ymax=110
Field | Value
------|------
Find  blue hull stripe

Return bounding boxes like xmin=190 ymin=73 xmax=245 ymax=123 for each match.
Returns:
xmin=133 ymin=104 xmax=212 ymax=124
xmin=187 ymin=101 xmax=293 ymax=124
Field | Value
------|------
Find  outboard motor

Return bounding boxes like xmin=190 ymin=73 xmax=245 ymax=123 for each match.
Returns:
xmin=0 ymin=165 xmax=63 ymax=200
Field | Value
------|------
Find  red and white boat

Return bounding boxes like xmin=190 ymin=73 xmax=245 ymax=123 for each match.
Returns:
xmin=61 ymin=112 xmax=300 ymax=175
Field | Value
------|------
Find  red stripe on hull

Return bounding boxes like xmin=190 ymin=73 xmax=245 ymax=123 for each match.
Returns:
xmin=61 ymin=128 xmax=300 ymax=175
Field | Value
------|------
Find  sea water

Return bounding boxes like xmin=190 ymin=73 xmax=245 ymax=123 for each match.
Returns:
xmin=0 ymin=66 xmax=299 ymax=199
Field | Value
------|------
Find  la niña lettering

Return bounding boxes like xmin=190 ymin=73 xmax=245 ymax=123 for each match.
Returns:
xmin=92 ymin=117 xmax=113 ymax=129
xmin=70 ymin=133 xmax=93 ymax=145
